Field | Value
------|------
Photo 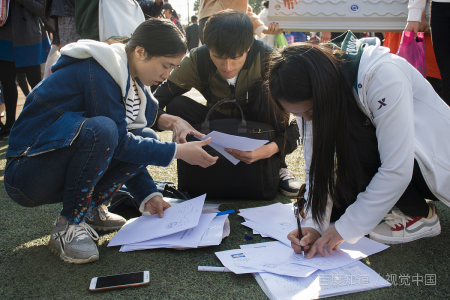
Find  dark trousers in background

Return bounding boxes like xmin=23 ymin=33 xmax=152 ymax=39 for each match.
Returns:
xmin=430 ymin=1 xmax=450 ymax=106
xmin=330 ymin=123 xmax=438 ymax=222
xmin=0 ymin=60 xmax=41 ymax=128
xmin=166 ymin=95 xmax=289 ymax=169
xmin=198 ymin=17 xmax=207 ymax=44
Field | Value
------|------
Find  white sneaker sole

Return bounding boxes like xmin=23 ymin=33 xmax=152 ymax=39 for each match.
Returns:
xmin=49 ymin=246 xmax=99 ymax=264
xmin=369 ymin=225 xmax=441 ymax=245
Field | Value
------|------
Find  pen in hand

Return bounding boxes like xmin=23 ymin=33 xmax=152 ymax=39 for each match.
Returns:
xmin=295 ymin=184 xmax=306 ymax=258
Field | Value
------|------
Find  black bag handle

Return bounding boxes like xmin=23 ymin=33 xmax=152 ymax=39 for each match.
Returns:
xmin=201 ymin=98 xmax=247 ymax=134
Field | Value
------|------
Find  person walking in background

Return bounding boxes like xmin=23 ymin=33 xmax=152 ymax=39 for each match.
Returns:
xmin=185 ymin=15 xmax=199 ymax=51
xmin=258 ymin=1 xmax=276 ymax=48
xmin=74 ymin=0 xmax=100 ymax=40
xmin=136 ymin=0 xmax=163 ymax=19
xmin=405 ymin=0 xmax=450 ymax=106
xmin=384 ymin=9 xmax=442 ymax=97
xmin=0 ymin=0 xmax=51 ymax=138
xmin=50 ymin=0 xmax=80 ymax=48
xmin=162 ymin=3 xmax=185 ymax=36
xmin=197 ymin=0 xmax=281 ymax=44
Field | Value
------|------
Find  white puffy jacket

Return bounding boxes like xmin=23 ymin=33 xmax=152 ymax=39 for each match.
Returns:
xmin=301 ymin=42 xmax=450 ymax=244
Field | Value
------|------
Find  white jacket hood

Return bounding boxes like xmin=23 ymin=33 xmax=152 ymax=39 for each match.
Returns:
xmin=61 ymin=40 xmax=129 ymax=97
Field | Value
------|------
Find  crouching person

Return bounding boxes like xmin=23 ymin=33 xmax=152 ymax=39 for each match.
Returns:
xmin=4 ymin=19 xmax=217 ymax=264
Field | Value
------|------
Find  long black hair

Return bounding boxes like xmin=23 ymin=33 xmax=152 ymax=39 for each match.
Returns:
xmin=163 ymin=3 xmax=180 ymax=19
xmin=124 ymin=18 xmax=186 ymax=59
xmin=269 ymin=44 xmax=379 ymax=225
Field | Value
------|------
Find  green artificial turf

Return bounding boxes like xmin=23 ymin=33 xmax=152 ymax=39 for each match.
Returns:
xmin=1 ymin=132 xmax=449 ymax=300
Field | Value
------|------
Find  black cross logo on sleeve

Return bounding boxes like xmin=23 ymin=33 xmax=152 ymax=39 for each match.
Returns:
xmin=378 ymin=98 xmax=386 ymax=110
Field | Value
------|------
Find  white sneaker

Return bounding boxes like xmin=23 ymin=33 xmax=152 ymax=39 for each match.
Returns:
xmin=369 ymin=203 xmax=441 ymax=244
xmin=48 ymin=218 xmax=100 ymax=264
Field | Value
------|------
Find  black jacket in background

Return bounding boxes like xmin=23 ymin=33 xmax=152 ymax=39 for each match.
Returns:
xmin=185 ymin=23 xmax=199 ymax=51
xmin=136 ymin=0 xmax=163 ymax=19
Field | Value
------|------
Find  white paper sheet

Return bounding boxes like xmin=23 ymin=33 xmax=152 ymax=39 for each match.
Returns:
xmin=242 ymin=220 xmax=292 ymax=246
xmin=108 ymin=194 xmax=206 ymax=247
xmin=252 ymin=230 xmax=270 ymax=237
xmin=254 ymin=261 xmax=390 ymax=300
xmin=215 ymin=248 xmax=317 ymax=277
xmin=239 ymin=202 xmax=290 ymax=215
xmin=198 ymin=214 xmax=228 ymax=247
xmin=240 ymin=202 xmax=297 ymax=228
xmin=241 ymin=237 xmax=389 ymax=271
xmin=196 ymin=131 xmax=269 ymax=165
xmin=119 ymin=214 xmax=228 ymax=251
xmin=240 ymin=241 xmax=286 ymax=250
xmin=120 ymin=213 xmax=216 ymax=251
xmin=214 ymin=248 xmax=272 ymax=274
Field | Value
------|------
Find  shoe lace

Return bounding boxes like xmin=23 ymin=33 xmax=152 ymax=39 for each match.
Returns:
xmin=86 ymin=205 xmax=109 ymax=222
xmin=279 ymin=168 xmax=295 ymax=180
xmin=65 ymin=222 xmax=99 ymax=243
xmin=383 ymin=210 xmax=413 ymax=230
xmin=97 ymin=205 xmax=109 ymax=221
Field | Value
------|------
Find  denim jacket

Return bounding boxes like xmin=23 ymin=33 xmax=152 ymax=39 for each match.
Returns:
xmin=6 ymin=55 xmax=176 ymax=168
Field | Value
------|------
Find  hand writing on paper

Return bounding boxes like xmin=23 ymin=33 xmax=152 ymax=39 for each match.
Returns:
xmin=225 ymin=142 xmax=278 ymax=164
xmin=145 ymin=194 xmax=171 ymax=218
xmin=287 ymin=227 xmax=321 ymax=254
xmin=306 ymin=225 xmax=344 ymax=259
xmin=176 ymin=138 xmax=219 ymax=168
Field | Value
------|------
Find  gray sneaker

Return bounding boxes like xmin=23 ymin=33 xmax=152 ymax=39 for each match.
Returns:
xmin=85 ymin=205 xmax=126 ymax=231
xmin=48 ymin=218 xmax=99 ymax=264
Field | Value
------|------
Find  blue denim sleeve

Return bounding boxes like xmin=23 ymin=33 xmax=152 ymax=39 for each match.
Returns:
xmin=80 ymin=59 xmax=176 ymax=167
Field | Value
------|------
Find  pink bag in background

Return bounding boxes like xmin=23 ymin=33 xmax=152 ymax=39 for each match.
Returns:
xmin=396 ymin=31 xmax=427 ymax=78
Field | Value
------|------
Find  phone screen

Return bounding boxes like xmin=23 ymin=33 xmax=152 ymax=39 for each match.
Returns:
xmin=96 ymin=272 xmax=144 ymax=288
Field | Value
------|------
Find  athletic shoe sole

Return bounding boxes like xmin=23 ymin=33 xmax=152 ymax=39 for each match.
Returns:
xmin=369 ymin=224 xmax=441 ymax=245
xmin=49 ymin=246 xmax=99 ymax=264
xmin=88 ymin=224 xmax=124 ymax=231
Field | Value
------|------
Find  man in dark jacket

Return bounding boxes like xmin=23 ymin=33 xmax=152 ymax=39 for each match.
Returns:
xmin=185 ymin=15 xmax=199 ymax=51
xmin=153 ymin=10 xmax=301 ymax=196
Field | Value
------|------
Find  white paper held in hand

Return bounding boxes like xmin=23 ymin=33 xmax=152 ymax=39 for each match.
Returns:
xmin=195 ymin=131 xmax=269 ymax=165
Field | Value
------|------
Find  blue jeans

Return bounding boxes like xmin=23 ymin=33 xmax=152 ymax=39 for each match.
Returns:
xmin=4 ymin=117 xmax=159 ymax=224
xmin=112 ymin=128 xmax=161 ymax=210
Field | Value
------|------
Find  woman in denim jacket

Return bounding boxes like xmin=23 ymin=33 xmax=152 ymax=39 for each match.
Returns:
xmin=4 ymin=19 xmax=218 ymax=264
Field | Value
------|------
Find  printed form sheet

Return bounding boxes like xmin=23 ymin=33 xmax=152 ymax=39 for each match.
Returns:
xmin=119 ymin=213 xmax=217 ymax=251
xmin=108 ymin=194 xmax=206 ymax=247
xmin=254 ymin=261 xmax=390 ymax=300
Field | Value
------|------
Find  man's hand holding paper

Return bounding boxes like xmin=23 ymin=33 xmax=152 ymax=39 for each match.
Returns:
xmin=225 ymin=141 xmax=279 ymax=164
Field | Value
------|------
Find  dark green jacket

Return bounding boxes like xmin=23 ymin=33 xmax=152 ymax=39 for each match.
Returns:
xmin=155 ymin=41 xmax=267 ymax=116
xmin=74 ymin=0 xmax=99 ymax=39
